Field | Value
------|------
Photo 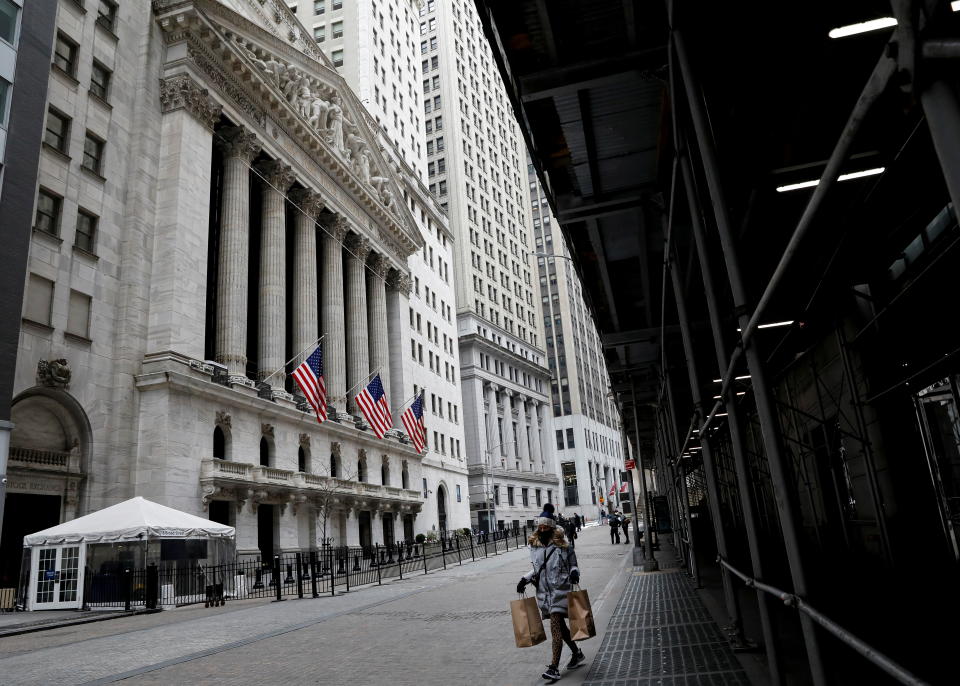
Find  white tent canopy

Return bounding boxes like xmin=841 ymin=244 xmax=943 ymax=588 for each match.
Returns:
xmin=23 ymin=497 xmax=235 ymax=546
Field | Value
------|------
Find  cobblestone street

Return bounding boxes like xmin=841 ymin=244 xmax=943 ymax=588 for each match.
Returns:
xmin=0 ymin=526 xmax=632 ymax=685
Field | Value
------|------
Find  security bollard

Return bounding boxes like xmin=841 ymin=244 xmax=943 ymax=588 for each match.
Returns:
xmin=441 ymin=539 xmax=447 ymax=570
xmin=272 ymin=556 xmax=284 ymax=602
xmin=123 ymin=568 xmax=132 ymax=612
xmin=455 ymin=537 xmax=462 ymax=565
xmin=309 ymin=551 xmax=319 ymax=598
xmin=295 ymin=552 xmax=304 ymax=599
xmin=375 ymin=544 xmax=382 ymax=585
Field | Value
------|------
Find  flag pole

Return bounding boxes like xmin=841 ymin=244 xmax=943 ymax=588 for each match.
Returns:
xmin=397 ymin=388 xmax=425 ymax=411
xmin=344 ymin=365 xmax=384 ymax=398
xmin=259 ymin=333 xmax=326 ymax=385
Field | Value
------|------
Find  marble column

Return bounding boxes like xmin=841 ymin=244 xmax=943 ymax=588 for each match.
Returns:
xmin=528 ymin=401 xmax=543 ymax=469
xmin=517 ymin=395 xmax=530 ymax=462
xmin=215 ymin=126 xmax=261 ymax=379
xmin=289 ymin=189 xmax=325 ymax=369
xmin=256 ymin=160 xmax=295 ymax=386
xmin=485 ymin=383 xmax=497 ymax=461
xmin=321 ymin=216 xmax=348 ymax=416
xmin=505 ymin=390 xmax=518 ymax=463
xmin=366 ymin=252 xmax=391 ymax=419
xmin=386 ymin=270 xmax=411 ymax=429
xmin=345 ymin=233 xmax=372 ymax=416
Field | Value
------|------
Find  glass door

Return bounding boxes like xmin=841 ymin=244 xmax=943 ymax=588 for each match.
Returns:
xmin=916 ymin=376 xmax=960 ymax=561
xmin=31 ymin=545 xmax=84 ymax=610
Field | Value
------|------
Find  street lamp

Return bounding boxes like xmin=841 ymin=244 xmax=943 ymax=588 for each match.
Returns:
xmin=529 ymin=251 xmax=574 ymax=261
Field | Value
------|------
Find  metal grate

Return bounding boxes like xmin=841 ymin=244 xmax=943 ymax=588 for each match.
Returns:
xmin=583 ymin=570 xmax=751 ymax=686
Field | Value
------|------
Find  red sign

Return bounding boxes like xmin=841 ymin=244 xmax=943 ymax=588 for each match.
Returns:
xmin=625 ymin=459 xmax=636 ymax=470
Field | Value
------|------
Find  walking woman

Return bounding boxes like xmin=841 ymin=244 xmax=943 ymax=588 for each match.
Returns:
xmin=516 ymin=508 xmax=585 ymax=681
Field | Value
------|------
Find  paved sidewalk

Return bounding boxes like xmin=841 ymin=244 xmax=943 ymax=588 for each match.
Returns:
xmin=0 ymin=526 xmax=631 ymax=686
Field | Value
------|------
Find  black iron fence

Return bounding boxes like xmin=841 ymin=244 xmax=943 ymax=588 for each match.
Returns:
xmin=80 ymin=528 xmax=530 ymax=610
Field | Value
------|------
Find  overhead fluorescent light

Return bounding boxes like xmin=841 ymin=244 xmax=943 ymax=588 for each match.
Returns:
xmin=954 ymin=1 xmax=960 ymax=10
xmin=713 ymin=375 xmax=751 ymax=383
xmin=828 ymin=17 xmax=897 ymax=39
xmin=713 ymin=392 xmax=746 ymax=399
xmin=739 ymin=321 xmax=795 ymax=331
xmin=777 ymin=167 xmax=885 ymax=193
xmin=716 ymin=413 xmax=728 ymax=417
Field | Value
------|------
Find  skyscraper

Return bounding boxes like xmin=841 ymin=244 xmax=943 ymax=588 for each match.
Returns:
xmin=527 ymin=157 xmax=625 ymax=517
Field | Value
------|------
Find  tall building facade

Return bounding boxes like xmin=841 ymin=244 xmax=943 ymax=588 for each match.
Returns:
xmin=290 ymin=0 xmax=470 ymax=535
xmin=527 ymin=160 xmax=626 ymax=519
xmin=420 ymin=0 xmax=559 ymax=530
xmin=2 ymin=0 xmax=476 ymax=591
xmin=0 ymin=0 xmax=57 ymax=586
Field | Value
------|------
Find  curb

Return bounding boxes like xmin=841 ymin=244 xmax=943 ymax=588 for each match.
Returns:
xmin=0 ymin=608 xmax=161 ymax=638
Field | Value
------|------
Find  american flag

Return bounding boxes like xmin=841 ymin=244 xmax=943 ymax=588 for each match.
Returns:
xmin=620 ymin=481 xmax=629 ymax=494
xmin=292 ymin=346 xmax=326 ymax=424
xmin=356 ymin=373 xmax=392 ymax=438
xmin=608 ymin=483 xmax=617 ymax=497
xmin=401 ymin=391 xmax=426 ymax=454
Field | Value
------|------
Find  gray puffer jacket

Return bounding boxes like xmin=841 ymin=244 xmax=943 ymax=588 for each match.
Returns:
xmin=522 ymin=529 xmax=580 ymax=618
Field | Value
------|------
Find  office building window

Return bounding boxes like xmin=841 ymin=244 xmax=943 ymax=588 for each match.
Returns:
xmin=75 ymin=210 xmax=98 ymax=253
xmin=566 ymin=427 xmax=575 ymax=448
xmin=34 ymin=189 xmax=62 ymax=236
xmin=507 ymin=486 xmax=515 ymax=506
xmin=332 ymin=49 xmax=343 ymax=67
xmin=82 ymin=132 xmax=105 ymax=175
xmin=332 ymin=0 xmax=342 ymax=8
xmin=44 ymin=109 xmax=71 ymax=152
xmin=313 ymin=24 xmax=325 ymax=41
xmin=54 ymin=33 xmax=79 ymax=77
xmin=0 ymin=78 xmax=8 ymax=128
xmin=96 ymin=1 xmax=118 ymax=32
xmin=90 ymin=61 xmax=112 ymax=101
xmin=66 ymin=291 xmax=91 ymax=339
xmin=521 ymin=488 xmax=528 ymax=507
xmin=24 ymin=275 xmax=54 ymax=326
xmin=0 ymin=0 xmax=19 ymax=44
xmin=423 ymin=477 xmax=428 ymax=498
xmin=456 ymin=485 xmax=461 ymax=502
xmin=556 ymin=429 xmax=564 ymax=450
xmin=331 ymin=20 xmax=342 ymax=38
xmin=494 ymin=484 xmax=500 ymax=505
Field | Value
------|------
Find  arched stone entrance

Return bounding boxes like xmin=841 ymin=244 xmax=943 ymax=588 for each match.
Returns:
xmin=1 ymin=388 xmax=89 ymax=587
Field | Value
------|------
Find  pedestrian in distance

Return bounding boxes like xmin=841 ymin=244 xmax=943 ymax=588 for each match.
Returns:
xmin=560 ymin=514 xmax=577 ymax=547
xmin=574 ymin=513 xmax=582 ymax=533
xmin=620 ymin=513 xmax=630 ymax=544
xmin=516 ymin=507 xmax=585 ymax=682
xmin=608 ymin=511 xmax=621 ymax=544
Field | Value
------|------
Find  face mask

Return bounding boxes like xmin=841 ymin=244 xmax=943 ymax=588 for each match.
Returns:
xmin=538 ymin=529 xmax=553 ymax=544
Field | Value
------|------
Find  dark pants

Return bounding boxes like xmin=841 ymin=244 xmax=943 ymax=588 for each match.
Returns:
xmin=621 ymin=524 xmax=629 ymax=543
xmin=610 ymin=527 xmax=620 ymax=544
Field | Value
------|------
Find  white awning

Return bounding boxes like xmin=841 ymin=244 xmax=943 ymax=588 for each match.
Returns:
xmin=23 ymin=497 xmax=235 ymax=546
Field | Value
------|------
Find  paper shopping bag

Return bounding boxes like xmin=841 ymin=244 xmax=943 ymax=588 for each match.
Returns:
xmin=510 ymin=596 xmax=546 ymax=647
xmin=568 ymin=588 xmax=596 ymax=641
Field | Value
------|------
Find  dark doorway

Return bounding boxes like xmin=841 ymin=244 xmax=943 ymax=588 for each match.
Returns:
xmin=209 ymin=500 xmax=232 ymax=527
xmin=298 ymin=446 xmax=306 ymax=473
xmin=0 ymin=493 xmax=61 ymax=587
xmin=258 ymin=504 xmax=276 ymax=562
xmin=403 ymin=514 xmax=414 ymax=542
xmin=437 ymin=485 xmax=448 ymax=533
xmin=259 ymin=438 xmax=270 ymax=467
xmin=382 ymin=513 xmax=394 ymax=547
xmin=213 ymin=426 xmax=226 ymax=459
xmin=359 ymin=511 xmax=372 ymax=550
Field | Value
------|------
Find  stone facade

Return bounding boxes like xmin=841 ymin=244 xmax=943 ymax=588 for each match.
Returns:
xmin=7 ymin=0 xmax=468 ymax=560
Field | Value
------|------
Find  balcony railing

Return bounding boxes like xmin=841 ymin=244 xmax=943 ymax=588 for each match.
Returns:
xmin=201 ymin=459 xmax=423 ymax=504
xmin=8 ymin=446 xmax=81 ymax=472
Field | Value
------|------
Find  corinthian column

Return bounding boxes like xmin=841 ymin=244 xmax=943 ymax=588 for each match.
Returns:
xmin=344 ymin=232 xmax=372 ymax=417
xmin=215 ymin=126 xmax=261 ymax=379
xmin=386 ymin=270 xmax=411 ymax=429
xmin=366 ymin=253 xmax=391 ymax=421
xmin=528 ymin=400 xmax=542 ymax=469
xmin=256 ymin=160 xmax=295 ymax=386
xmin=321 ymin=216 xmax=348 ymax=416
xmin=517 ymin=395 xmax=530 ymax=462
xmin=289 ymin=189 xmax=325 ymax=371
xmin=505 ymin=390 xmax=517 ymax=463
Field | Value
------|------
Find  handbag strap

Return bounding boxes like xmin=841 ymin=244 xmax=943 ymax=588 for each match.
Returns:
xmin=533 ymin=546 xmax=557 ymax=588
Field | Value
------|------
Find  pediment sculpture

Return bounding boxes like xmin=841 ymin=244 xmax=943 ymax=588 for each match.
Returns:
xmin=230 ymin=35 xmax=392 ymax=204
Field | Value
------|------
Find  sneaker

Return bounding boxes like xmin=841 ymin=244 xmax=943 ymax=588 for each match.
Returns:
xmin=566 ymin=648 xmax=586 ymax=669
xmin=541 ymin=664 xmax=561 ymax=681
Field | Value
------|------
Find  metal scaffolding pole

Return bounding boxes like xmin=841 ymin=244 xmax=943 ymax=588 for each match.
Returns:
xmin=658 ymin=407 xmax=685 ymax=567
xmin=666 ymin=242 xmax=746 ymax=644
xmin=673 ymin=30 xmax=828 ymax=686
xmin=631 ymin=382 xmax=659 ymax=571
xmin=679 ymin=147 xmax=783 ymax=683
xmin=664 ymin=366 xmax=699 ymax=585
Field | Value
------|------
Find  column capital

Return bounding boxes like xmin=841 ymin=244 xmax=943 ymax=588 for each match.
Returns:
xmin=345 ymin=232 xmax=372 ymax=260
xmin=217 ymin=125 xmax=261 ymax=161
xmin=256 ymin=159 xmax=296 ymax=192
xmin=290 ymin=188 xmax=325 ymax=217
xmin=485 ymin=381 xmax=499 ymax=392
xmin=325 ymin=215 xmax=350 ymax=242
xmin=367 ymin=252 xmax=390 ymax=279
xmin=159 ymin=74 xmax=222 ymax=129
xmin=386 ymin=268 xmax=412 ymax=294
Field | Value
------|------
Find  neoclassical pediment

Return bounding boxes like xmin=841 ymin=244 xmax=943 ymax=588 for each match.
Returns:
xmin=152 ymin=0 xmax=422 ymax=263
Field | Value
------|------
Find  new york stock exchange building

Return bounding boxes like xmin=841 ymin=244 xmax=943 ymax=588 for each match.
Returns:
xmin=3 ymin=0 xmax=472 ymax=584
